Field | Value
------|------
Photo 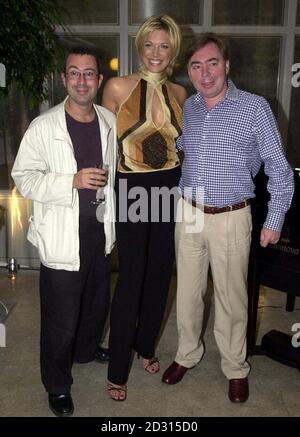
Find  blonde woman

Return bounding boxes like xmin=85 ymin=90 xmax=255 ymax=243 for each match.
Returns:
xmin=102 ymin=15 xmax=187 ymax=401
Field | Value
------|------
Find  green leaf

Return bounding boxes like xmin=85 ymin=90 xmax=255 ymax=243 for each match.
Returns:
xmin=0 ymin=0 xmax=68 ymax=107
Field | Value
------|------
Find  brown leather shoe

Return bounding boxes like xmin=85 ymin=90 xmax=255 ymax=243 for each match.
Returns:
xmin=228 ymin=377 xmax=249 ymax=403
xmin=162 ymin=361 xmax=189 ymax=385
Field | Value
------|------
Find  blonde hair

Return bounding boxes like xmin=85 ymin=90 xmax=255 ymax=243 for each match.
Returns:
xmin=135 ymin=15 xmax=181 ymax=76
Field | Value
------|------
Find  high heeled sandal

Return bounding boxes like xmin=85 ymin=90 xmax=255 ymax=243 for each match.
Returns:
xmin=143 ymin=357 xmax=160 ymax=374
xmin=107 ymin=382 xmax=127 ymax=401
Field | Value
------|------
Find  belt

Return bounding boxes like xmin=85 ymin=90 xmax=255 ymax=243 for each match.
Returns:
xmin=183 ymin=197 xmax=251 ymax=214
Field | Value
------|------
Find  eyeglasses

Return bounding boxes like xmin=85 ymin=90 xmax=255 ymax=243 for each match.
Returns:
xmin=66 ymin=70 xmax=98 ymax=80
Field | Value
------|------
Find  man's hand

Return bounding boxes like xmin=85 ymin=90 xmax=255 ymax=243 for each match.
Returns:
xmin=260 ymin=227 xmax=280 ymax=247
xmin=72 ymin=167 xmax=108 ymax=190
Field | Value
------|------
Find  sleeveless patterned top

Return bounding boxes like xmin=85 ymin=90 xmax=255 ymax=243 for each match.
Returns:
xmin=116 ymin=70 xmax=182 ymax=172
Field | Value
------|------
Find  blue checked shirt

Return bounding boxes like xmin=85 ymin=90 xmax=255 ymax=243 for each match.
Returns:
xmin=177 ymin=79 xmax=294 ymax=232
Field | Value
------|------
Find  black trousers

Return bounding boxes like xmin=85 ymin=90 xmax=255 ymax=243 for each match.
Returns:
xmin=108 ymin=167 xmax=180 ymax=385
xmin=40 ymin=217 xmax=110 ymax=394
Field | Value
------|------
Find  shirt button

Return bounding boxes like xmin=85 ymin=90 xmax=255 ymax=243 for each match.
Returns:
xmin=203 ymin=135 xmax=206 ymax=139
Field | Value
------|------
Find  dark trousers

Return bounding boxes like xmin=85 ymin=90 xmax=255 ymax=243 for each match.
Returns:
xmin=40 ymin=217 xmax=110 ymax=394
xmin=108 ymin=167 xmax=180 ymax=385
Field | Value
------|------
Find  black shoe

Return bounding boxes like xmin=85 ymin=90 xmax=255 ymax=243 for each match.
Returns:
xmin=48 ymin=393 xmax=74 ymax=417
xmin=94 ymin=346 xmax=110 ymax=363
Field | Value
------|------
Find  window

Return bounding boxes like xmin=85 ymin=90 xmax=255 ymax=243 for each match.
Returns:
xmin=129 ymin=0 xmax=203 ymax=25
xmin=0 ymin=86 xmax=40 ymax=189
xmin=229 ymin=36 xmax=281 ymax=114
xmin=57 ymin=0 xmax=119 ymax=24
xmin=213 ymin=0 xmax=284 ymax=25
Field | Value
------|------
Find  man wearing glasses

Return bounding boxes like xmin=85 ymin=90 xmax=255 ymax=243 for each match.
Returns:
xmin=12 ymin=47 xmax=117 ymax=416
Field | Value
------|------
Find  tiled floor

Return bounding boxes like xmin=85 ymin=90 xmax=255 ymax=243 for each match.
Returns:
xmin=0 ymin=269 xmax=299 ymax=417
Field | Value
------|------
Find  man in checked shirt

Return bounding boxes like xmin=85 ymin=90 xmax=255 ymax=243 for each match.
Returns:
xmin=162 ymin=33 xmax=294 ymax=402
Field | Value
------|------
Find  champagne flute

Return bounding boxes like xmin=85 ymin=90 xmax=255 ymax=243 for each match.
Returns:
xmin=90 ymin=163 xmax=109 ymax=205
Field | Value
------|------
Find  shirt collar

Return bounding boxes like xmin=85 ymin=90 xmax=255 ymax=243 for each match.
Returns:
xmin=193 ymin=78 xmax=239 ymax=106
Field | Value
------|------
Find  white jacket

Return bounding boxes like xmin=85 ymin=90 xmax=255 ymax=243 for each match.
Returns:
xmin=11 ymin=98 xmax=117 ymax=271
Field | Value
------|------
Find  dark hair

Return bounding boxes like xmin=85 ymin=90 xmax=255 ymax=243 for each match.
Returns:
xmin=63 ymin=46 xmax=102 ymax=74
xmin=185 ymin=33 xmax=229 ymax=64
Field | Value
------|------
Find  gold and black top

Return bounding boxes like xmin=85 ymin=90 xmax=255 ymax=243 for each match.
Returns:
xmin=116 ymin=69 xmax=182 ymax=173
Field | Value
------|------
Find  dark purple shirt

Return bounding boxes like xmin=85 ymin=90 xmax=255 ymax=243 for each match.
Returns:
xmin=66 ymin=111 xmax=103 ymax=217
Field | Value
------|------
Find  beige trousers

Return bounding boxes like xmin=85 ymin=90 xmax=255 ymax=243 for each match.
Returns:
xmin=174 ymin=198 xmax=251 ymax=379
